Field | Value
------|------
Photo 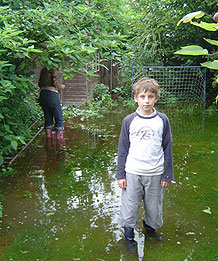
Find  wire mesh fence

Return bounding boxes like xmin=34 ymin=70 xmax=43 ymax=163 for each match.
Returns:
xmin=131 ymin=66 xmax=207 ymax=144
xmin=131 ymin=66 xmax=206 ymax=106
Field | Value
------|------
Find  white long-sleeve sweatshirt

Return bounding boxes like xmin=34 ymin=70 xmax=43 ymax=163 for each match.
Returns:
xmin=116 ymin=108 xmax=174 ymax=182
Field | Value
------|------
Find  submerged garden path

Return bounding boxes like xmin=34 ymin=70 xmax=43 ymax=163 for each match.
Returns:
xmin=0 ymin=107 xmax=218 ymax=260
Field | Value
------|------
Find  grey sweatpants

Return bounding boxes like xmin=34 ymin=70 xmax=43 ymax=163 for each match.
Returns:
xmin=118 ymin=173 xmax=164 ymax=230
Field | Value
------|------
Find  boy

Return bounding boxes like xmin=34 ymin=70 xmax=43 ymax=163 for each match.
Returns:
xmin=116 ymin=78 xmax=174 ymax=251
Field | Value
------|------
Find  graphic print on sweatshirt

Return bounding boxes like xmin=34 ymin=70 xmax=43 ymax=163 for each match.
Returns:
xmin=135 ymin=125 xmax=154 ymax=141
xmin=129 ymin=115 xmax=163 ymax=147
xmin=126 ymin=115 xmax=165 ymax=175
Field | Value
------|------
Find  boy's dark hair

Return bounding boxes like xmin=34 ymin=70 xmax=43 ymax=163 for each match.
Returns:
xmin=38 ymin=68 xmax=55 ymax=88
xmin=133 ymin=78 xmax=160 ymax=99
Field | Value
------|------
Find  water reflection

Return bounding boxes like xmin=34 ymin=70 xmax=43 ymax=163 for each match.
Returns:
xmin=0 ymin=108 xmax=218 ymax=260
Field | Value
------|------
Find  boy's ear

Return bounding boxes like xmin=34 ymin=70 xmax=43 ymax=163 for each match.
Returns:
xmin=134 ymin=96 xmax=138 ymax=102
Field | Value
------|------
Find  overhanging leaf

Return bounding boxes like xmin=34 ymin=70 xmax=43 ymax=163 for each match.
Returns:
xmin=177 ymin=11 xmax=205 ymax=26
xmin=175 ymin=45 xmax=208 ymax=56
xmin=28 ymin=49 xmax=43 ymax=53
xmin=204 ymin=38 xmax=218 ymax=46
xmin=201 ymin=60 xmax=218 ymax=70
xmin=190 ymin=21 xmax=218 ymax=32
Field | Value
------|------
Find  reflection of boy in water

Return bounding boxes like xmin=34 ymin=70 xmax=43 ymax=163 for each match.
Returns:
xmin=116 ymin=78 xmax=174 ymax=254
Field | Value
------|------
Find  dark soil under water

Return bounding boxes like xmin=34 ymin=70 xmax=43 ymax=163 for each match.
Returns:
xmin=0 ymin=106 xmax=218 ymax=261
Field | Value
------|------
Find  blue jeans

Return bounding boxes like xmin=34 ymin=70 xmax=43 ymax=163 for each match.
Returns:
xmin=39 ymin=90 xmax=64 ymax=131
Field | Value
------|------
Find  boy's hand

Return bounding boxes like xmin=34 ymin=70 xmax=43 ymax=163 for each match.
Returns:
xmin=118 ymin=179 xmax=127 ymax=189
xmin=160 ymin=181 xmax=171 ymax=188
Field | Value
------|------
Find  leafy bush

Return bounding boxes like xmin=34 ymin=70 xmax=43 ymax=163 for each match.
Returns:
xmin=0 ymin=0 xmax=130 ymax=170
xmin=63 ymin=84 xmax=118 ymax=121
xmin=93 ymin=84 xmax=110 ymax=100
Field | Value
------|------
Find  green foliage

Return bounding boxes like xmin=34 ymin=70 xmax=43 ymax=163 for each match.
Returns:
xmin=64 ymin=104 xmax=104 ymax=121
xmin=175 ymin=9 xmax=218 ymax=102
xmin=0 ymin=6 xmax=42 ymax=168
xmin=0 ymin=167 xmax=15 ymax=177
xmin=117 ymin=0 xmax=216 ymax=100
xmin=63 ymin=90 xmax=118 ymax=121
xmin=123 ymin=0 xmax=217 ymax=66
xmin=93 ymin=84 xmax=109 ymax=100
xmin=22 ymin=190 xmax=32 ymax=199
xmin=175 ymin=45 xmax=209 ymax=55
xmin=176 ymin=11 xmax=218 ymax=65
xmin=206 ymin=104 xmax=218 ymax=115
xmin=8 ymin=0 xmax=129 ymax=78
xmin=116 ymin=0 xmax=218 ymax=102
xmin=0 ymin=0 xmax=130 ymax=170
xmin=112 ymin=86 xmax=131 ymax=102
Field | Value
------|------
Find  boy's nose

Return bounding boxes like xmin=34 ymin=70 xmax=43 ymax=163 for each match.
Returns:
xmin=144 ymin=96 xmax=149 ymax=103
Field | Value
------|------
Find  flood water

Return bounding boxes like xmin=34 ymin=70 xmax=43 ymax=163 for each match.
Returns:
xmin=0 ymin=105 xmax=218 ymax=261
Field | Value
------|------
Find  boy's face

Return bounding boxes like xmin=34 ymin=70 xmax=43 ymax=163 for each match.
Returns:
xmin=134 ymin=90 xmax=157 ymax=116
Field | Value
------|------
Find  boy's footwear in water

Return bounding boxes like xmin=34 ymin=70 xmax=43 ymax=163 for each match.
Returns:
xmin=125 ymin=238 xmax=138 ymax=256
xmin=124 ymin=226 xmax=134 ymax=240
xmin=124 ymin=226 xmax=138 ymax=256
xmin=142 ymin=220 xmax=165 ymax=242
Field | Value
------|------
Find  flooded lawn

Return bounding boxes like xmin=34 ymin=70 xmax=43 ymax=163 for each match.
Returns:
xmin=0 ymin=106 xmax=218 ymax=261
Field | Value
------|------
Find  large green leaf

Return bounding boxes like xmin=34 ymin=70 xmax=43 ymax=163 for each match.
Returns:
xmin=201 ymin=60 xmax=218 ymax=70
xmin=191 ymin=21 xmax=218 ymax=32
xmin=204 ymin=38 xmax=218 ymax=46
xmin=175 ymin=45 xmax=208 ymax=56
xmin=177 ymin=11 xmax=205 ymax=26
xmin=11 ymin=140 xmax=18 ymax=150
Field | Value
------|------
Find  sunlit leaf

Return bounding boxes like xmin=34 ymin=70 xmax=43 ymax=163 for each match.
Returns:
xmin=11 ymin=140 xmax=18 ymax=150
xmin=204 ymin=38 xmax=218 ymax=46
xmin=21 ymin=250 xmax=29 ymax=254
xmin=47 ymin=212 xmax=55 ymax=216
xmin=177 ymin=11 xmax=205 ymax=26
xmin=28 ymin=49 xmax=43 ymax=53
xmin=201 ymin=60 xmax=218 ymax=70
xmin=202 ymin=207 xmax=212 ymax=214
xmin=18 ymin=136 xmax=26 ymax=145
xmin=175 ymin=45 xmax=208 ymax=56
xmin=190 ymin=22 xmax=218 ymax=32
xmin=0 ymin=96 xmax=7 ymax=101
xmin=22 ymin=190 xmax=32 ymax=198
